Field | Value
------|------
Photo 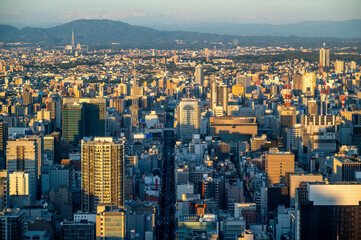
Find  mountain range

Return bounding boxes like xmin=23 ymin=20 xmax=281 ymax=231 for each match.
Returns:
xmin=0 ymin=19 xmax=360 ymax=48
xmin=148 ymin=19 xmax=361 ymax=38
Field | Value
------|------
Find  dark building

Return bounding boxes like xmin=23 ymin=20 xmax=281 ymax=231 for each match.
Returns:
xmin=0 ymin=209 xmax=25 ymax=240
xmin=297 ymin=182 xmax=361 ymax=240
xmin=60 ymin=220 xmax=95 ymax=240
xmin=267 ymin=185 xmax=289 ymax=213
xmin=0 ymin=121 xmax=8 ymax=169
xmin=62 ymin=102 xmax=84 ymax=143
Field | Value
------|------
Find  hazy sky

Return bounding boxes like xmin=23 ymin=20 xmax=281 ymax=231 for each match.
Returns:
xmin=0 ymin=0 xmax=360 ymax=27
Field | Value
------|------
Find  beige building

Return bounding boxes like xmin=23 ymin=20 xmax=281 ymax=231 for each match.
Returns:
xmin=286 ymin=172 xmax=324 ymax=207
xmin=210 ymin=117 xmax=257 ymax=142
xmin=265 ymin=149 xmax=294 ymax=186
xmin=302 ymin=72 xmax=316 ymax=96
xmin=81 ymin=137 xmax=125 ymax=213
xmin=96 ymin=204 xmax=125 ymax=240
xmin=278 ymin=106 xmax=297 ymax=128
xmin=9 ymin=171 xmax=30 ymax=196
xmin=6 ymin=140 xmax=38 ymax=202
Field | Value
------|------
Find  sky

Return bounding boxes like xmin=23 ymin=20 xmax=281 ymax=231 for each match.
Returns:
xmin=0 ymin=0 xmax=360 ymax=27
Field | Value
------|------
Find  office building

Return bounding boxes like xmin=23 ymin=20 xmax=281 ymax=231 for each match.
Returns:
xmin=0 ymin=209 xmax=25 ymax=240
xmin=96 ymin=204 xmax=125 ymax=240
xmin=332 ymin=156 xmax=361 ymax=182
xmin=81 ymin=137 xmax=125 ymax=213
xmin=307 ymin=100 xmax=318 ymax=115
xmin=178 ymin=214 xmax=219 ymax=240
xmin=176 ymin=98 xmax=201 ymax=142
xmin=335 ymin=60 xmax=345 ymax=74
xmin=43 ymin=135 xmax=55 ymax=165
xmin=302 ymin=72 xmax=316 ymax=96
xmin=63 ymin=98 xmax=106 ymax=138
xmin=279 ymin=106 xmax=297 ymax=128
xmin=286 ymin=172 xmax=324 ymax=207
xmin=265 ymin=149 xmax=294 ymax=186
xmin=296 ymin=182 xmax=361 ymax=240
xmin=6 ymin=140 xmax=38 ymax=202
xmin=209 ymin=117 xmax=257 ymax=142
xmin=62 ymin=102 xmax=84 ymax=143
xmin=60 ymin=220 xmax=95 ymax=240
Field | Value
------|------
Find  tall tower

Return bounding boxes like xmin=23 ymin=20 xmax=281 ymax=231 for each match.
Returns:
xmin=195 ymin=65 xmax=204 ymax=85
xmin=81 ymin=137 xmax=125 ymax=213
xmin=71 ymin=29 xmax=75 ymax=46
xmin=319 ymin=47 xmax=330 ymax=68
xmin=130 ymin=77 xmax=139 ymax=133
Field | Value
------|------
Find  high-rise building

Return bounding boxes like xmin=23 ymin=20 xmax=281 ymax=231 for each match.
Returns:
xmin=195 ymin=65 xmax=204 ymax=85
xmin=176 ymin=98 xmax=201 ymax=142
xmin=265 ymin=149 xmax=294 ymax=186
xmin=319 ymin=48 xmax=330 ymax=67
xmin=46 ymin=94 xmax=62 ymax=130
xmin=22 ymin=90 xmax=33 ymax=106
xmin=236 ymin=74 xmax=251 ymax=93
xmin=6 ymin=140 xmax=38 ymax=202
xmin=43 ymin=135 xmax=55 ymax=165
xmin=81 ymin=137 xmax=125 ymax=213
xmin=307 ymin=100 xmax=318 ymax=115
xmin=211 ymin=84 xmax=228 ymax=115
xmin=278 ymin=106 xmax=297 ymax=128
xmin=332 ymin=156 xmax=361 ymax=182
xmin=0 ymin=209 xmax=25 ymax=240
xmin=335 ymin=60 xmax=345 ymax=74
xmin=62 ymin=102 xmax=84 ymax=143
xmin=0 ymin=122 xmax=8 ymax=169
xmin=63 ymin=98 xmax=106 ymax=138
xmin=302 ymin=73 xmax=316 ymax=96
xmin=292 ymin=74 xmax=303 ymax=96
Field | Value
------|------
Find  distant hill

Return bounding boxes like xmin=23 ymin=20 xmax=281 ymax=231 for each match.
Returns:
xmin=0 ymin=19 xmax=360 ymax=48
xmin=149 ymin=19 xmax=361 ymax=38
xmin=0 ymin=24 xmax=17 ymax=36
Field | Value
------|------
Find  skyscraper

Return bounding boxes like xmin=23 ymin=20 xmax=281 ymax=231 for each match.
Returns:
xmin=195 ymin=65 xmax=204 ymax=85
xmin=81 ymin=137 xmax=125 ymax=213
xmin=62 ymin=102 xmax=84 ymax=143
xmin=302 ymin=72 xmax=316 ymax=96
xmin=63 ymin=98 xmax=106 ymax=138
xmin=176 ymin=98 xmax=201 ymax=142
xmin=319 ymin=47 xmax=330 ymax=67
xmin=0 ymin=122 xmax=8 ymax=169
